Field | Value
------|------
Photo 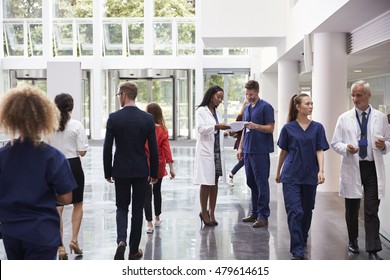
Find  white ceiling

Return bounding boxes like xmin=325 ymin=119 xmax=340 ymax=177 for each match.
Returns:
xmin=265 ymin=0 xmax=390 ymax=85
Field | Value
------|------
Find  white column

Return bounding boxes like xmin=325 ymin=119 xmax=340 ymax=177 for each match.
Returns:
xmin=277 ymin=60 xmax=299 ymax=135
xmin=143 ymin=0 xmax=153 ymax=67
xmin=312 ymin=32 xmax=348 ymax=192
xmin=42 ymin=0 xmax=53 ymax=60
xmin=194 ymin=0 xmax=204 ymax=106
xmin=47 ymin=61 xmax=82 ymax=121
xmin=194 ymin=0 xmax=204 ymax=137
xmin=261 ymin=72 xmax=278 ymax=140
xmin=90 ymin=0 xmax=103 ymax=139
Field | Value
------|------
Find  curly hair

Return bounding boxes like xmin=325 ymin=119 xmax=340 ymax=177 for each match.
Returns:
xmin=0 ymin=86 xmax=59 ymax=144
xmin=54 ymin=93 xmax=74 ymax=132
xmin=146 ymin=102 xmax=167 ymax=130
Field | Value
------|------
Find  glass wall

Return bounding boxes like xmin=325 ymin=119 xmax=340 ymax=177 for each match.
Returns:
xmin=349 ymin=75 xmax=390 ymax=124
xmin=2 ymin=0 xmax=247 ymax=58
xmin=204 ymin=70 xmax=250 ymax=124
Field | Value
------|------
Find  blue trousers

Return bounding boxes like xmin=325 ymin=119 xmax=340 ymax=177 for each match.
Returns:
xmin=115 ymin=177 xmax=148 ymax=254
xmin=282 ymin=183 xmax=317 ymax=257
xmin=231 ymin=159 xmax=244 ymax=175
xmin=2 ymin=234 xmax=57 ymax=260
xmin=244 ymin=153 xmax=270 ymax=220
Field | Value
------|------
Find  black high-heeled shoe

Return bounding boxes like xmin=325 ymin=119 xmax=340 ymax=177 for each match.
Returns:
xmin=208 ymin=210 xmax=218 ymax=226
xmin=199 ymin=213 xmax=215 ymax=227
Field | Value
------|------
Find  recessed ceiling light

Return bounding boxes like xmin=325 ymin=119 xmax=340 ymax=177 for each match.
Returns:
xmin=354 ymin=69 xmax=362 ymax=73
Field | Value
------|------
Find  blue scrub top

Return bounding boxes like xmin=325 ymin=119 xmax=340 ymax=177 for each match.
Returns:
xmin=243 ymin=99 xmax=275 ymax=154
xmin=0 ymin=139 xmax=77 ymax=247
xmin=277 ymin=120 xmax=329 ymax=185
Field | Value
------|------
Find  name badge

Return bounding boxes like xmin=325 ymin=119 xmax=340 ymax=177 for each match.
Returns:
xmin=358 ymin=139 xmax=368 ymax=147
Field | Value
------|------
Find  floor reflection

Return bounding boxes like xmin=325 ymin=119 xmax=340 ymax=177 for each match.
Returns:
xmin=1 ymin=139 xmax=389 ymax=260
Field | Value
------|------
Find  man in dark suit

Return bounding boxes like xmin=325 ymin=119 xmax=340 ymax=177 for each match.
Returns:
xmin=103 ymin=81 xmax=158 ymax=260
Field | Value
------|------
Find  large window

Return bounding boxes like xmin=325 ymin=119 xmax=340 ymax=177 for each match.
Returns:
xmin=3 ymin=0 xmax=42 ymax=18
xmin=54 ymin=0 xmax=93 ymax=18
xmin=154 ymin=0 xmax=195 ymax=17
xmin=204 ymin=71 xmax=250 ymax=124
xmin=104 ymin=0 xmax=144 ymax=17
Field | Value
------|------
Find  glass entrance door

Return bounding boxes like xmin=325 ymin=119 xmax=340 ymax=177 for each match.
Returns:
xmin=120 ymin=77 xmax=174 ymax=138
xmin=204 ymin=70 xmax=250 ymax=124
xmin=112 ymin=69 xmax=191 ymax=140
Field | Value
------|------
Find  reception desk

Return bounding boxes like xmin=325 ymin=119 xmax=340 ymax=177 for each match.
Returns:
xmin=379 ymin=150 xmax=390 ymax=241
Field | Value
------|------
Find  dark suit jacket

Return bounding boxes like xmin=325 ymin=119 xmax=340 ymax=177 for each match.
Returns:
xmin=103 ymin=106 xmax=158 ymax=179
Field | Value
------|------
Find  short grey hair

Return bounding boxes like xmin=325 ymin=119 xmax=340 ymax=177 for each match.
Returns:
xmin=351 ymin=80 xmax=371 ymax=94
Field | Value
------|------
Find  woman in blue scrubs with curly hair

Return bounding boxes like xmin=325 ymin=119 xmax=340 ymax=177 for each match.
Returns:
xmin=275 ymin=93 xmax=329 ymax=260
xmin=0 ymin=86 xmax=76 ymax=260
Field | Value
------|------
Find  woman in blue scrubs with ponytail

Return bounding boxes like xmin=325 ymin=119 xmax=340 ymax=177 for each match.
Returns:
xmin=275 ymin=93 xmax=329 ymax=260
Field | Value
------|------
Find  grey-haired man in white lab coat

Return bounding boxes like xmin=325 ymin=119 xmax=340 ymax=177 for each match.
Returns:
xmin=331 ymin=80 xmax=390 ymax=260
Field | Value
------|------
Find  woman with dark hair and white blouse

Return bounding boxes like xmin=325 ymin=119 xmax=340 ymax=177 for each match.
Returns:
xmin=49 ymin=93 xmax=89 ymax=260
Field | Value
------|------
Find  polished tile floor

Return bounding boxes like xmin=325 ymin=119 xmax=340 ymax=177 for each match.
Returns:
xmin=1 ymin=138 xmax=390 ymax=260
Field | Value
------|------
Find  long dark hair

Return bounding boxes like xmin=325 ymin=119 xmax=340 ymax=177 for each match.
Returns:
xmin=54 ymin=93 xmax=74 ymax=131
xmin=287 ymin=93 xmax=309 ymax=122
xmin=146 ymin=102 xmax=167 ymax=130
xmin=197 ymin=85 xmax=223 ymax=108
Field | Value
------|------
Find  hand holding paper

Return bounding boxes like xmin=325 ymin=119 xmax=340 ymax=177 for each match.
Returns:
xmin=227 ymin=121 xmax=246 ymax=132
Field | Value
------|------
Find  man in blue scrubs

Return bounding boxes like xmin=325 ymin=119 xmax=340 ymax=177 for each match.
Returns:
xmin=238 ymin=80 xmax=275 ymax=228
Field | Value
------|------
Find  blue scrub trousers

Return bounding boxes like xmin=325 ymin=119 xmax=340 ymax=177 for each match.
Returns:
xmin=244 ymin=153 xmax=270 ymax=220
xmin=2 ymin=234 xmax=57 ymax=260
xmin=282 ymin=183 xmax=317 ymax=257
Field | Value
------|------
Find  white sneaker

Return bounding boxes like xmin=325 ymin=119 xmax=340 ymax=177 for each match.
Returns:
xmin=154 ymin=219 xmax=162 ymax=227
xmin=146 ymin=227 xmax=154 ymax=234
xmin=227 ymin=175 xmax=234 ymax=186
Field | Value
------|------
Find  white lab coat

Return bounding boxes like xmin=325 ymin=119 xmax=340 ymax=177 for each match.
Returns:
xmin=194 ymin=106 xmax=226 ymax=185
xmin=331 ymin=107 xmax=390 ymax=199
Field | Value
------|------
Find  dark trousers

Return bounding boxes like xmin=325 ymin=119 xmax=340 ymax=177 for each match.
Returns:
xmin=283 ymin=184 xmax=317 ymax=257
xmin=2 ymin=234 xmax=57 ymax=260
xmin=244 ymin=153 xmax=270 ymax=220
xmin=345 ymin=161 xmax=382 ymax=252
xmin=115 ymin=177 xmax=148 ymax=254
xmin=231 ymin=159 xmax=244 ymax=175
xmin=144 ymin=178 xmax=163 ymax=221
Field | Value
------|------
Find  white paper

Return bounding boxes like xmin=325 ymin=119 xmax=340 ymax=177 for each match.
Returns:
xmin=227 ymin=121 xmax=246 ymax=132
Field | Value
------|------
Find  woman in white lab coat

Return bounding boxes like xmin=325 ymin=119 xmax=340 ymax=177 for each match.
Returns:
xmin=194 ymin=85 xmax=230 ymax=226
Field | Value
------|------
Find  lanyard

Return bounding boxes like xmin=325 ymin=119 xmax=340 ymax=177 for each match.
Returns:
xmin=355 ymin=108 xmax=371 ymax=134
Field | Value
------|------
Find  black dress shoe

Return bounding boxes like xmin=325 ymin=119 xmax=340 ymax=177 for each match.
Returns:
xmin=128 ymin=249 xmax=143 ymax=260
xmin=114 ymin=241 xmax=126 ymax=260
xmin=291 ymin=256 xmax=304 ymax=260
xmin=368 ymin=252 xmax=383 ymax=260
xmin=348 ymin=240 xmax=359 ymax=254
